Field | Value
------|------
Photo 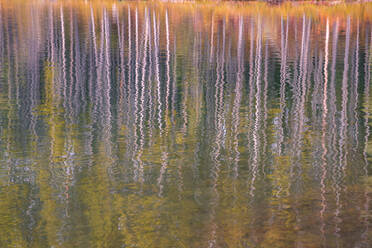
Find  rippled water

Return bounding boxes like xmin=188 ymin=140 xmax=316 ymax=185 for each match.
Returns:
xmin=0 ymin=1 xmax=372 ymax=247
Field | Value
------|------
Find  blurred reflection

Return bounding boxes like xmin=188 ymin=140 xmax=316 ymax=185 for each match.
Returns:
xmin=0 ymin=1 xmax=371 ymax=247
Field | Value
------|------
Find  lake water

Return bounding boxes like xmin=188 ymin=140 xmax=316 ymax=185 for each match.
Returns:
xmin=0 ymin=1 xmax=372 ymax=247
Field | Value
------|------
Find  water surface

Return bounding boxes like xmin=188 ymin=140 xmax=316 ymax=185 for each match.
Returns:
xmin=0 ymin=1 xmax=372 ymax=247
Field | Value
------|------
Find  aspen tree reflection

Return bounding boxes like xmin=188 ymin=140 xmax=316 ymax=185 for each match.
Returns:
xmin=0 ymin=1 xmax=371 ymax=247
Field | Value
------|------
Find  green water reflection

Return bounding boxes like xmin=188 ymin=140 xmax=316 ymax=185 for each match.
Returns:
xmin=0 ymin=1 xmax=372 ymax=247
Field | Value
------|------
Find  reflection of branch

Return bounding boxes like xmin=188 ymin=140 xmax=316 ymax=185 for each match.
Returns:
xmin=165 ymin=10 xmax=170 ymax=131
xmin=320 ymin=18 xmax=329 ymax=245
xmin=153 ymin=12 xmax=162 ymax=135
xmin=335 ymin=16 xmax=351 ymax=243
xmin=250 ymin=17 xmax=263 ymax=198
xmin=277 ymin=16 xmax=288 ymax=156
xmin=231 ymin=16 xmax=244 ymax=179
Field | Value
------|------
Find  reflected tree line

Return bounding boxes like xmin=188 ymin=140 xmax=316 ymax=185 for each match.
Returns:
xmin=0 ymin=2 xmax=371 ymax=247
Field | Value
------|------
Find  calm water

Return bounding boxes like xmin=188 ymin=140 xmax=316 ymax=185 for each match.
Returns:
xmin=0 ymin=1 xmax=372 ymax=247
